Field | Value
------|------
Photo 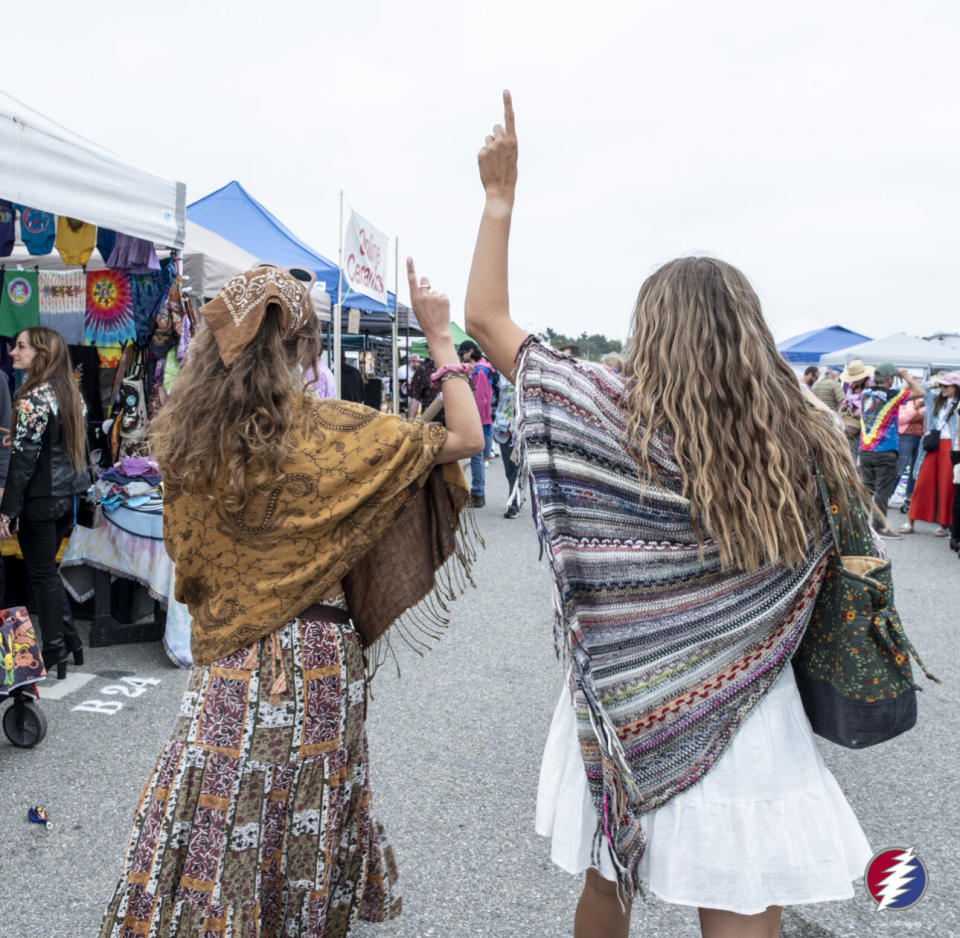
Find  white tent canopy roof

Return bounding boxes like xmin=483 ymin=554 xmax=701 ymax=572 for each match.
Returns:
xmin=0 ymin=91 xmax=185 ymax=248
xmin=182 ymin=222 xmax=330 ymax=319
xmin=819 ymin=332 xmax=960 ymax=371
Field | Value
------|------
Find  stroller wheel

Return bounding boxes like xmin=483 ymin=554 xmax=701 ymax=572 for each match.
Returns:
xmin=3 ymin=699 xmax=48 ymax=748
xmin=900 ymin=500 xmax=910 ymax=514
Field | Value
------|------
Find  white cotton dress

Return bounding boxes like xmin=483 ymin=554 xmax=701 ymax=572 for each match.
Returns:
xmin=535 ymin=664 xmax=873 ymax=915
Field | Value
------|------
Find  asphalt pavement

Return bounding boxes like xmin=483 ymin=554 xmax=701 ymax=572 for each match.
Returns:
xmin=0 ymin=460 xmax=956 ymax=938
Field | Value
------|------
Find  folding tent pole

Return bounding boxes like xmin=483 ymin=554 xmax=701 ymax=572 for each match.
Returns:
xmin=392 ymin=237 xmax=399 ymax=414
xmin=335 ymin=190 xmax=343 ymax=397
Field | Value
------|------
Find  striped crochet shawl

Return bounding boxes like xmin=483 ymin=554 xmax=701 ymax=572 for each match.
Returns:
xmin=514 ymin=339 xmax=831 ymax=897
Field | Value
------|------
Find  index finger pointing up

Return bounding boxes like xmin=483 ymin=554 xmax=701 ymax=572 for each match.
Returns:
xmin=503 ymin=89 xmax=515 ymax=136
xmin=406 ymin=257 xmax=419 ymax=292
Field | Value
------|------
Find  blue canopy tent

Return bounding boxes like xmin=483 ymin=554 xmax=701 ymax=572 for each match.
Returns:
xmin=777 ymin=325 xmax=871 ymax=364
xmin=187 ymin=181 xmax=418 ymax=333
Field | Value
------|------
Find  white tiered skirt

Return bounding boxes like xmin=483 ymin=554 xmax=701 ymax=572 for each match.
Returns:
xmin=535 ymin=665 xmax=872 ymax=914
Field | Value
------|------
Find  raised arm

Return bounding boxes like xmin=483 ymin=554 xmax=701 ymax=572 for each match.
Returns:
xmin=897 ymin=368 xmax=924 ymax=399
xmin=464 ymin=90 xmax=529 ymax=379
xmin=408 ymin=259 xmax=484 ymax=463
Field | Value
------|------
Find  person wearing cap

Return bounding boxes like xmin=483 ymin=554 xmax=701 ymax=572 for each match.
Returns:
xmin=901 ymin=371 xmax=960 ymax=537
xmin=858 ymin=362 xmax=923 ymax=537
xmin=837 ymin=359 xmax=873 ymax=464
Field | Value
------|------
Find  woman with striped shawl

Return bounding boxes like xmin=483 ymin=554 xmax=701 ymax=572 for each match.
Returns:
xmin=465 ymin=93 xmax=872 ymax=938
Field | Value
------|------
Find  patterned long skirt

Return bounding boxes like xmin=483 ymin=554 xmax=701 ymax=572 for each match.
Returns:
xmin=98 ymin=611 xmax=401 ymax=938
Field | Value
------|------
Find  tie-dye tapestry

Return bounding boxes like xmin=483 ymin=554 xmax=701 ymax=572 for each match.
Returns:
xmin=85 ymin=269 xmax=134 ymax=367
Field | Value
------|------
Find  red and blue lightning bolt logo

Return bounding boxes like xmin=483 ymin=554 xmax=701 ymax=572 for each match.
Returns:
xmin=864 ymin=846 xmax=928 ymax=911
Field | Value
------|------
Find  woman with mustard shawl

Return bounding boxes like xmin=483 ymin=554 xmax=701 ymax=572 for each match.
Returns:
xmin=98 ymin=263 xmax=483 ymax=938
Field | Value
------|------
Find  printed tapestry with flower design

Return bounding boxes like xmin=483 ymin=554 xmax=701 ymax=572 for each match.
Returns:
xmin=86 ymin=269 xmax=134 ymax=366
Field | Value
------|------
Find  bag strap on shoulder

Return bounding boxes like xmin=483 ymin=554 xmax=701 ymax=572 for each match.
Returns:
xmin=813 ymin=465 xmax=843 ymax=557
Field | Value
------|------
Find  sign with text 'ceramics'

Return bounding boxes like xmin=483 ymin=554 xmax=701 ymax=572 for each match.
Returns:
xmin=343 ymin=210 xmax=388 ymax=305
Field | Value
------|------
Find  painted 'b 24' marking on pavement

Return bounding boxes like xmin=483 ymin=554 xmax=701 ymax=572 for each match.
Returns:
xmin=71 ymin=676 xmax=162 ymax=715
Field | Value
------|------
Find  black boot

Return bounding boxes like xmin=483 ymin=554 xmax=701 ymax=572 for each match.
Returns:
xmin=60 ymin=594 xmax=83 ymax=665
xmin=41 ymin=639 xmax=69 ymax=679
xmin=37 ymin=590 xmax=69 ymax=678
xmin=62 ymin=620 xmax=83 ymax=666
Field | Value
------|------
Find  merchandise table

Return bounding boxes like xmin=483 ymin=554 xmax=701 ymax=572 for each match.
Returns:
xmin=59 ymin=519 xmax=192 ymax=668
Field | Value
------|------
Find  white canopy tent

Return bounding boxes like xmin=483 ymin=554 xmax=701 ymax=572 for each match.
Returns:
xmin=0 ymin=90 xmax=185 ymax=248
xmin=180 ymin=222 xmax=330 ymax=319
xmin=819 ymin=332 xmax=960 ymax=372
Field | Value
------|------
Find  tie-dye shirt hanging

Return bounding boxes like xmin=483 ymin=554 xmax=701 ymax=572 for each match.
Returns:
xmin=86 ymin=269 xmax=134 ymax=367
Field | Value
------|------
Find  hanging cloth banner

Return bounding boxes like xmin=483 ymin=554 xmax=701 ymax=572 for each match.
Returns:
xmin=343 ymin=210 xmax=389 ymax=306
xmin=39 ymin=269 xmax=85 ymax=344
xmin=0 ymin=269 xmax=40 ymax=335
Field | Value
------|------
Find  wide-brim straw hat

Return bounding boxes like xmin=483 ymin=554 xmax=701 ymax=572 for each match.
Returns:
xmin=839 ymin=359 xmax=875 ymax=385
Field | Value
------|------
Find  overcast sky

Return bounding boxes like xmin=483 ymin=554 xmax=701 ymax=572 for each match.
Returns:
xmin=5 ymin=0 xmax=958 ymax=343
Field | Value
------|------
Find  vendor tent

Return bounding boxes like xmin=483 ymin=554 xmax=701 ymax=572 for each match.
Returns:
xmin=0 ymin=91 xmax=185 ymax=248
xmin=777 ymin=325 xmax=871 ymax=363
xmin=187 ymin=181 xmax=416 ymax=333
xmin=819 ymin=333 xmax=960 ymax=371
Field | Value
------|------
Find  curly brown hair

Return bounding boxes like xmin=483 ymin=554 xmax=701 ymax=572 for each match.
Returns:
xmin=149 ymin=303 xmax=321 ymax=511
xmin=623 ymin=257 xmax=863 ymax=572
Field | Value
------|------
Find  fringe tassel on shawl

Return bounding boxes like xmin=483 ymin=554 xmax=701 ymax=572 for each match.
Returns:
xmin=364 ymin=510 xmax=483 ymax=685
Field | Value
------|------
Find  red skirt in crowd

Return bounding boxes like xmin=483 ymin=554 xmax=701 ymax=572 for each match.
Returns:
xmin=909 ymin=438 xmax=954 ymax=527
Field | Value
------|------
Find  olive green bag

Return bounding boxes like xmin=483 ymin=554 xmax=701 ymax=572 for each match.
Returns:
xmin=792 ymin=469 xmax=939 ymax=748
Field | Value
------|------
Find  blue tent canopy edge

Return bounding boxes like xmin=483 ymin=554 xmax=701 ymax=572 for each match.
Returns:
xmin=187 ymin=181 xmax=417 ymax=330
xmin=777 ymin=325 xmax=871 ymax=363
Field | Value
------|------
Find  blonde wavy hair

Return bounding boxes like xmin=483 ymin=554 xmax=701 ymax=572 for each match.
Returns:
xmin=149 ymin=304 xmax=321 ymax=511
xmin=622 ymin=257 xmax=861 ymax=571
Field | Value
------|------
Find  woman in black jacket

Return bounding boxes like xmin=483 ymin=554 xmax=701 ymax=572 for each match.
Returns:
xmin=0 ymin=327 xmax=89 ymax=677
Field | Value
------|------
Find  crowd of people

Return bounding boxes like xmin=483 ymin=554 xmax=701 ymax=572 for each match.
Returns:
xmin=800 ymin=361 xmax=960 ymax=545
xmin=2 ymin=92 xmax=938 ymax=938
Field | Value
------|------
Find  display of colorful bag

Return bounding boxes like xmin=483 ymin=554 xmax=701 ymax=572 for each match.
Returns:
xmin=1 ymin=607 xmax=46 ymax=691
xmin=792 ymin=468 xmax=939 ymax=748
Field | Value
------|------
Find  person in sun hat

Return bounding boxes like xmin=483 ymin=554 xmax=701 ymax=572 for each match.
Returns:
xmin=901 ymin=370 xmax=960 ymax=537
xmin=837 ymin=359 xmax=874 ymax=464
xmin=858 ymin=361 xmax=924 ymax=538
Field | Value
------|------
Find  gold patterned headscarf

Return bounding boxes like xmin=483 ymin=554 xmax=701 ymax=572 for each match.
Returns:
xmin=201 ymin=267 xmax=315 ymax=366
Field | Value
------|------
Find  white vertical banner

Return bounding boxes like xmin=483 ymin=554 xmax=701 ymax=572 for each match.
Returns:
xmin=343 ymin=209 xmax=389 ymax=305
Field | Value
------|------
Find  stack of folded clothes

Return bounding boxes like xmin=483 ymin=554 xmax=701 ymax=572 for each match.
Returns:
xmin=93 ymin=457 xmax=163 ymax=539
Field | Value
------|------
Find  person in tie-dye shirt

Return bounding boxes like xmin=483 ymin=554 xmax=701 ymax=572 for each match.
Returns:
xmin=858 ymin=362 xmax=923 ymax=537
